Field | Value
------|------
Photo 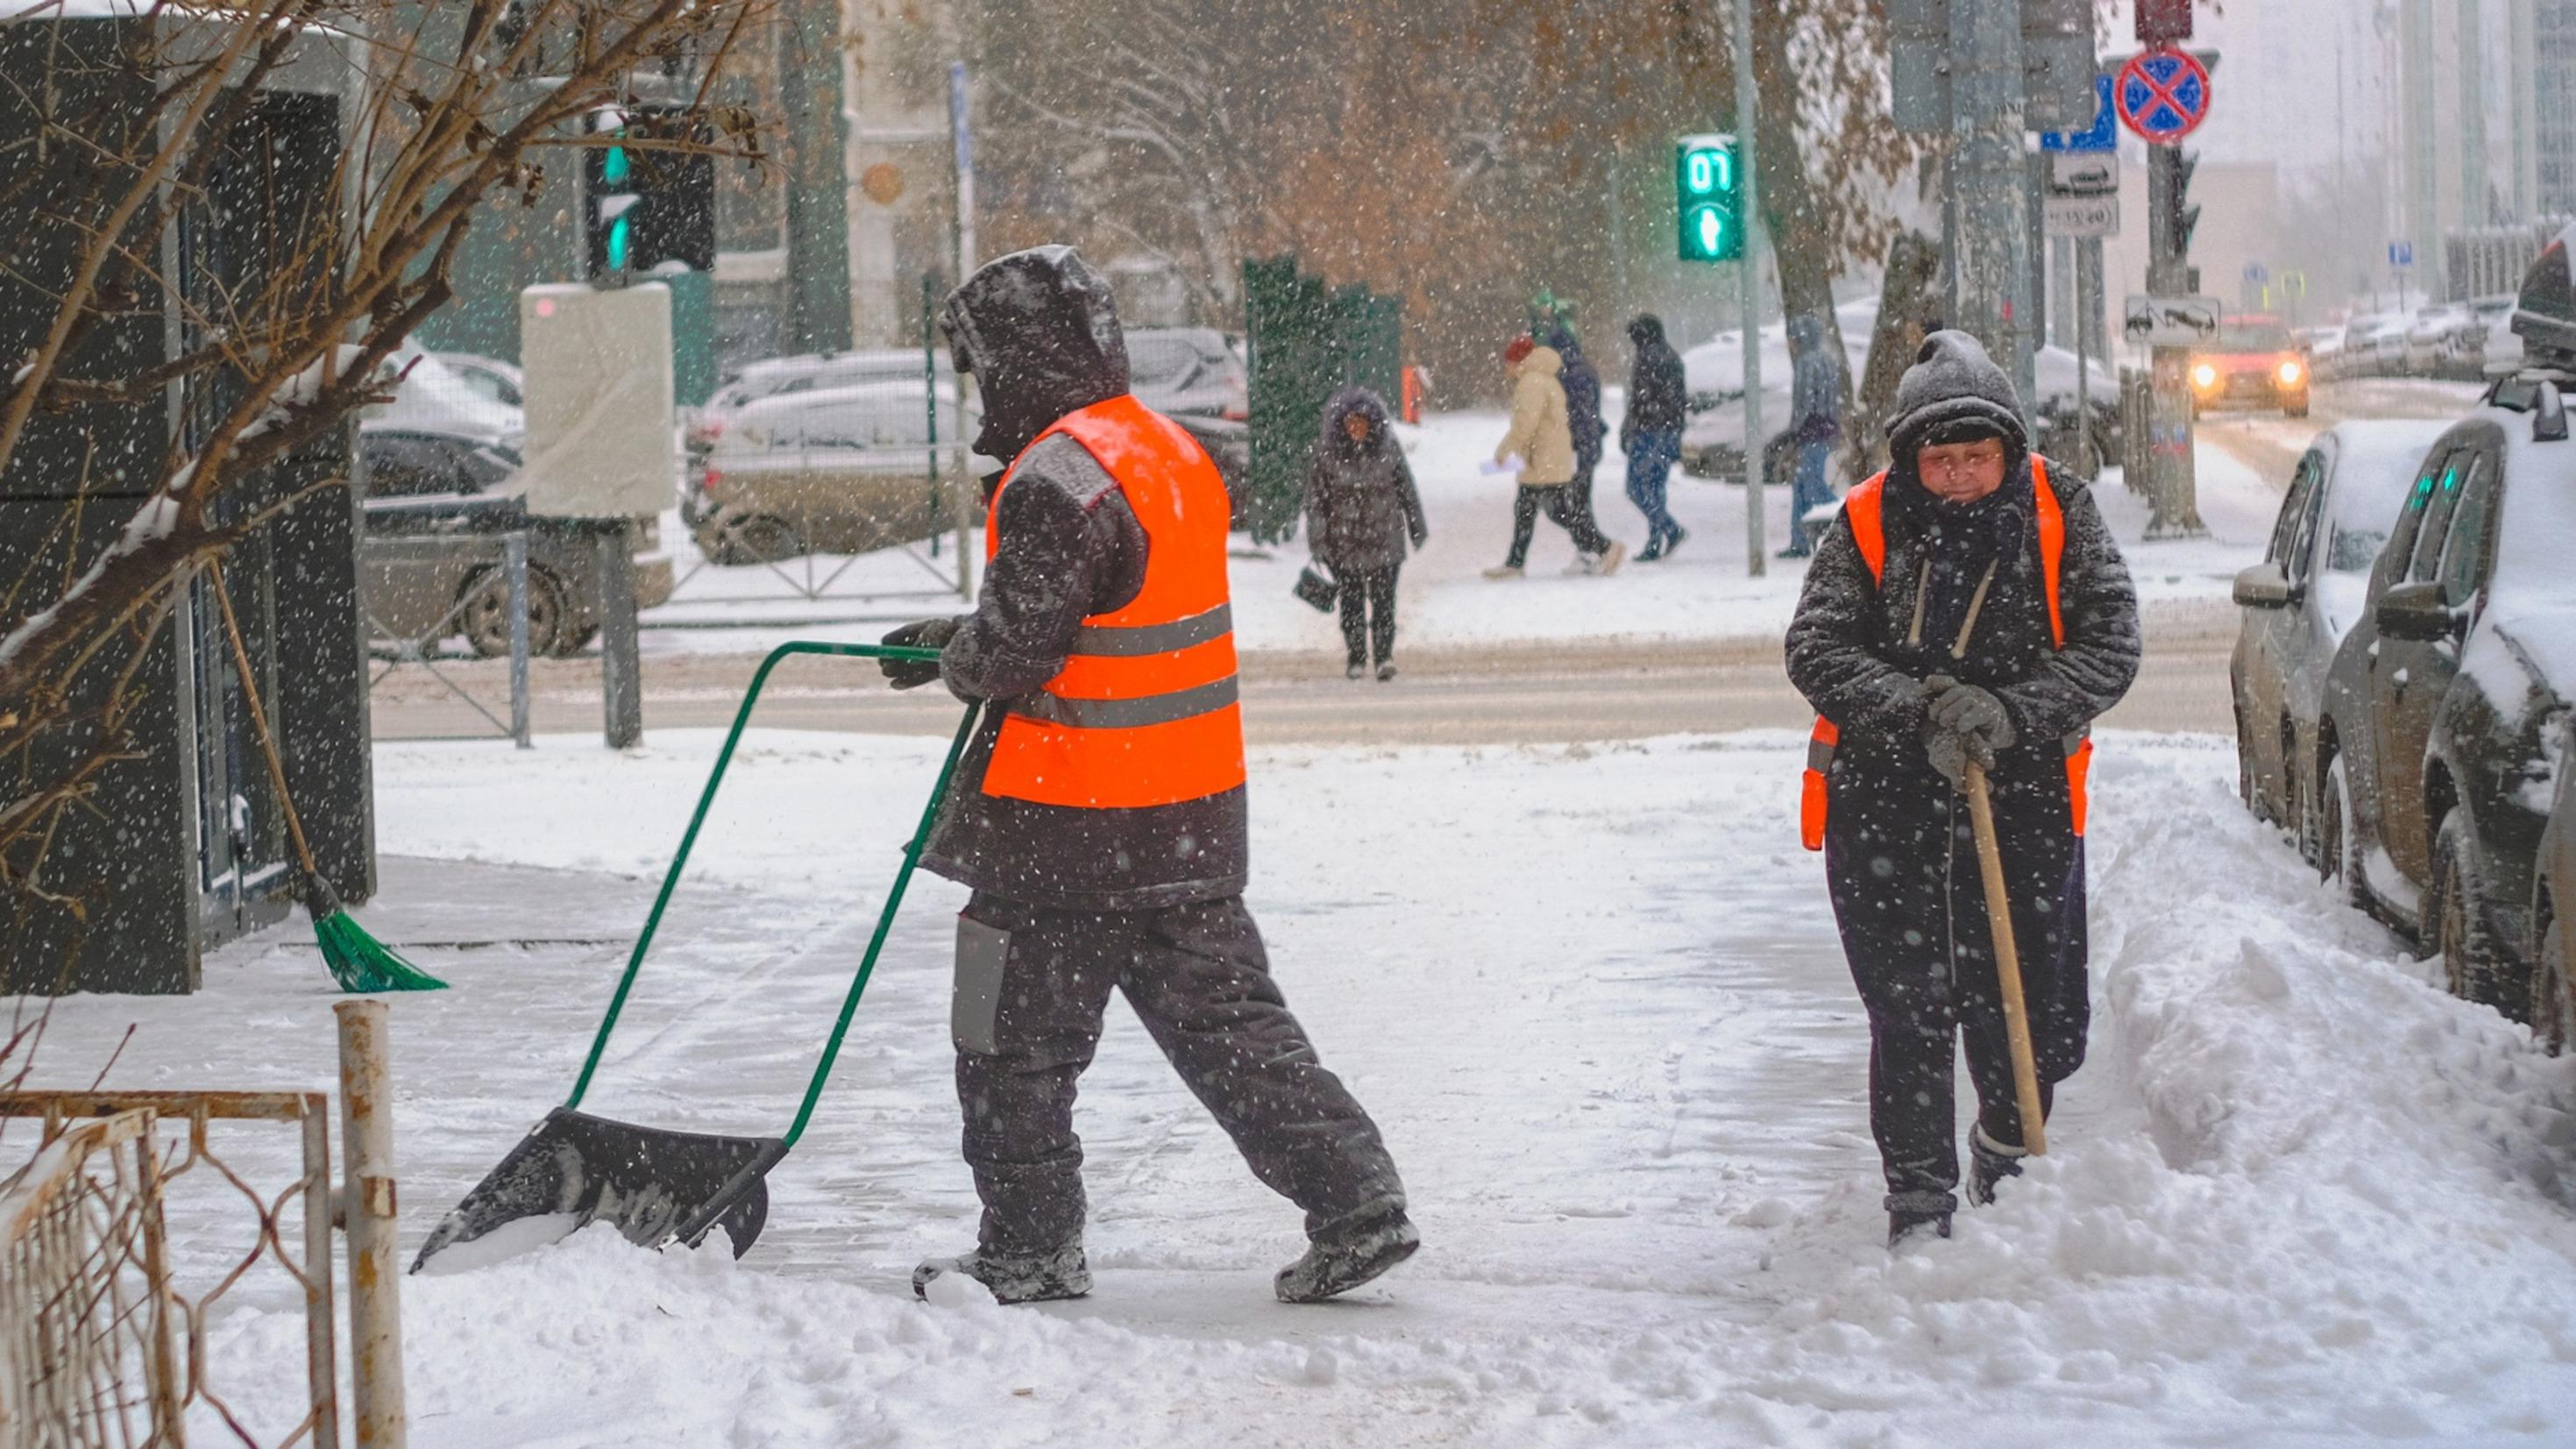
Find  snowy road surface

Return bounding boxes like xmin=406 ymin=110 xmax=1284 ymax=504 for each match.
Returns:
xmin=15 ymin=729 xmax=2573 ymax=1445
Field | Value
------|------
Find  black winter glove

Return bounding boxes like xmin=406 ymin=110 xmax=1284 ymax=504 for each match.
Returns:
xmin=878 ymin=617 xmax=959 ymax=689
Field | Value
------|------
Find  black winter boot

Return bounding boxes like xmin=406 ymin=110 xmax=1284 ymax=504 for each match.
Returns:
xmin=1884 ymin=1191 xmax=1955 ymax=1248
xmin=912 ymin=1243 xmax=1091 ymax=1304
xmin=1969 ymin=1125 xmax=2028 ymax=1207
xmin=1275 ymin=1209 xmax=1419 ymax=1303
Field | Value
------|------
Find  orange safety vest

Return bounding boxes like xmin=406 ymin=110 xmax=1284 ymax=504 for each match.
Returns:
xmin=980 ymin=394 xmax=1247 ymax=810
xmin=1799 ymin=457 xmax=2095 ymax=851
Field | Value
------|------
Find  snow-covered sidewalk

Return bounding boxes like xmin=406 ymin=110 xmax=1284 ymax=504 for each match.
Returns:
xmin=641 ymin=408 xmax=2294 ymax=661
xmin=15 ymin=728 xmax=2574 ymax=1445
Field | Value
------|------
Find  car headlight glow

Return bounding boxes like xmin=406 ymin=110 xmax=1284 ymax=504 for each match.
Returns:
xmin=2191 ymin=362 xmax=2218 ymax=389
xmin=2277 ymin=359 xmax=2303 ymax=386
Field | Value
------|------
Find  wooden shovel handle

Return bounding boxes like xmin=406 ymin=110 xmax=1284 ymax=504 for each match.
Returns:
xmin=1963 ymin=761 xmax=2047 ymax=1156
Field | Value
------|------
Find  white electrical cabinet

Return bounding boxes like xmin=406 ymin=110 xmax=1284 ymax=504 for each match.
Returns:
xmin=518 ymin=281 xmax=674 ymax=518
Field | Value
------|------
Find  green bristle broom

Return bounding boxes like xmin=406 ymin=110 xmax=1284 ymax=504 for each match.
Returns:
xmin=209 ymin=563 xmax=446 ymax=993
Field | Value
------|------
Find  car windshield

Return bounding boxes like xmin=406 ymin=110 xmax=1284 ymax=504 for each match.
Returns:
xmin=2219 ymin=321 xmax=2294 ymax=351
xmin=2325 ymin=524 xmax=2388 ymax=573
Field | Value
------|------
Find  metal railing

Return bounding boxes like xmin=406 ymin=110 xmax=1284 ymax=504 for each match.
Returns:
xmin=0 ymin=1091 xmax=342 ymax=1447
xmin=362 ymin=530 xmax=532 ymax=747
xmin=0 ymin=1109 xmax=175 ymax=1448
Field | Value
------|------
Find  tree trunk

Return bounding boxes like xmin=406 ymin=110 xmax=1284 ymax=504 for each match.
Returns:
xmin=1752 ymin=8 xmax=1854 ymax=423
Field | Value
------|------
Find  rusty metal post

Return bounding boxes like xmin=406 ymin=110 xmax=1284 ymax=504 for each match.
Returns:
xmin=133 ymin=1111 xmax=186 ymax=1445
xmin=301 ymin=1093 xmax=343 ymax=1449
xmin=334 ymin=1002 xmax=406 ymax=1447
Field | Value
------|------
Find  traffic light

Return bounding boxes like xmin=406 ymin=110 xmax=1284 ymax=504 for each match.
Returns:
xmin=582 ymin=104 xmax=716 ymax=281
xmin=1674 ymin=134 xmax=1743 ymax=263
xmin=2156 ymin=147 xmax=2202 ymax=264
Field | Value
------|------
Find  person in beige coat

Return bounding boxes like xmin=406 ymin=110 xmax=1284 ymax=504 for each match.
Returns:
xmin=1486 ymin=337 xmax=1624 ymax=579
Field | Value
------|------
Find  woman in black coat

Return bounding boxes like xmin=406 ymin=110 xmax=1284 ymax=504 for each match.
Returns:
xmin=1306 ymin=386 xmax=1427 ymax=680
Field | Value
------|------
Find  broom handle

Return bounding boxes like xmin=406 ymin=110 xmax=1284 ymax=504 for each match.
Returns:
xmin=567 ymin=640 xmax=956 ymax=1111
xmin=206 ymin=562 xmax=323 ymax=879
xmin=1963 ymin=762 xmax=2047 ymax=1156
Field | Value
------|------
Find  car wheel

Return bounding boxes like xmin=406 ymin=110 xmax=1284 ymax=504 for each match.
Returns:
xmin=554 ymin=622 xmax=600 ymax=658
xmin=2431 ymin=808 xmax=2524 ymax=1019
xmin=713 ymin=514 xmax=802 ymax=566
xmin=460 ymin=565 xmax=564 ymax=658
xmin=2320 ymin=754 xmax=2366 ymax=908
xmin=2285 ymin=401 xmax=2310 ymax=419
xmin=2535 ymin=911 xmax=2572 ymax=1055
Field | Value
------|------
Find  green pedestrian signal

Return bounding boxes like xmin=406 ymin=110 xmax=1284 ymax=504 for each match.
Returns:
xmin=1675 ymin=134 xmax=1743 ymax=263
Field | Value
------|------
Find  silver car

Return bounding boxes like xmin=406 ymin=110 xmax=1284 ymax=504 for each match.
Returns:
xmin=2231 ymin=420 xmax=2454 ymax=842
xmin=688 ymin=379 xmax=992 ymax=563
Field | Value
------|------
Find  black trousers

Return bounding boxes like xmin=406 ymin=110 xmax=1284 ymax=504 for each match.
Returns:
xmin=1506 ymin=485 xmax=1614 ymax=565
xmin=1821 ymin=750 xmax=2090 ymax=1208
xmin=951 ymin=891 xmax=1407 ymax=1256
xmin=1335 ymin=565 xmax=1399 ymax=665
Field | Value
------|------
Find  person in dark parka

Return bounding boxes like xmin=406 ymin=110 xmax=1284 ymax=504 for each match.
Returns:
xmin=1620 ymin=315 xmax=1689 ymax=560
xmin=1784 ymin=330 xmax=2140 ymax=1248
xmin=1543 ymin=318 xmax=1610 ymax=540
xmin=1306 ymin=385 xmax=1426 ymax=680
xmin=880 ymin=246 xmax=1414 ymax=1306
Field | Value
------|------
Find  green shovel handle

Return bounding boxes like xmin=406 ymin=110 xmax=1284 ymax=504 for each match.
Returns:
xmin=566 ymin=640 xmax=978 ymax=1133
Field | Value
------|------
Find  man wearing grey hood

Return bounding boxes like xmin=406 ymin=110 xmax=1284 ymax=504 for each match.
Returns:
xmin=1785 ymin=331 xmax=2140 ymax=1248
xmin=879 ymin=246 xmax=1414 ymax=1306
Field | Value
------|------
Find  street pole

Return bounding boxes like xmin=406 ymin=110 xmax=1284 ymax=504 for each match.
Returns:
xmin=947 ymin=60 xmax=977 ymax=597
xmin=2075 ymin=240 xmax=2093 ymax=477
xmin=1950 ymin=0 xmax=2033 ymax=427
xmin=2145 ymin=144 xmax=2206 ymax=536
xmin=1733 ymin=0 xmax=1765 ymax=576
xmin=781 ymin=0 xmax=855 ymax=354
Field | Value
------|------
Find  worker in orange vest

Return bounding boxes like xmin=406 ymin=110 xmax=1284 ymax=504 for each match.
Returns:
xmin=1785 ymin=331 xmax=2140 ymax=1248
xmin=880 ymin=246 xmax=1414 ymax=1305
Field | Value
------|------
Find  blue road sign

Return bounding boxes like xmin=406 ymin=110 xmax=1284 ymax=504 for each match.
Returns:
xmin=2244 ymin=260 xmax=2268 ymax=284
xmin=2040 ymin=75 xmax=2118 ymax=152
xmin=2389 ymin=240 xmax=2415 ymax=267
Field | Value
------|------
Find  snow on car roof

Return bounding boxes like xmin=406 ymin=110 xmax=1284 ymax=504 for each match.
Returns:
xmin=2319 ymin=419 xmax=2451 ymax=557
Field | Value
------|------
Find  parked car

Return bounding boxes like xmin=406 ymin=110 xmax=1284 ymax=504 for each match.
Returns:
xmin=688 ymin=379 xmax=995 ymax=563
xmin=2404 ymin=302 xmax=2486 ymax=378
xmin=2299 ymin=323 xmax=2349 ymax=380
xmin=694 ymin=348 xmax=956 ymax=454
xmin=2530 ymin=711 xmax=2576 ymax=1053
xmin=2348 ymin=312 xmax=2413 ymax=377
xmin=2311 ymin=385 xmax=2576 ymax=1019
xmin=2190 ymin=315 xmax=2310 ymax=417
xmin=365 ymin=344 xmax=522 ymax=446
xmin=2230 ymin=420 xmax=2453 ymax=833
xmin=358 ymin=425 xmax=673 ymax=657
xmin=432 ymin=352 xmax=525 ymax=409
xmin=2473 ymin=293 xmax=2525 ymax=378
xmin=1125 ymin=326 xmax=1249 ymax=500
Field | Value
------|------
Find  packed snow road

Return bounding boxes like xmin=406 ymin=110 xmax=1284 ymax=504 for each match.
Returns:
xmin=17 ymin=728 xmax=2573 ymax=1445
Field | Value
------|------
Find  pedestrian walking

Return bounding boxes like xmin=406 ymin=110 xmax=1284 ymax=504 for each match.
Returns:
xmin=1306 ymin=385 xmax=1426 ymax=681
xmin=1784 ymin=330 xmax=2140 ymax=1249
xmin=881 ymin=245 xmax=1416 ymax=1305
xmin=1621 ymin=314 xmax=1689 ymax=560
xmin=1486 ymin=336 xmax=1626 ymax=579
xmin=1779 ymin=311 xmax=1845 ymax=558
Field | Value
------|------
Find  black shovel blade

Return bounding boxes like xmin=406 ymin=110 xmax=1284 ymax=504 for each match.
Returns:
xmin=410 ymin=1107 xmax=787 ymax=1275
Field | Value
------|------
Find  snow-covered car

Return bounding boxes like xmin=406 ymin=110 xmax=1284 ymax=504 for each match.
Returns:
xmin=2299 ymin=324 xmax=2348 ymax=380
xmin=2404 ymin=303 xmax=2480 ymax=377
xmin=2347 ymin=312 xmax=2413 ymax=377
xmin=432 ymin=351 xmax=525 ymax=409
xmin=2230 ymin=419 xmax=2453 ymax=835
xmin=2530 ymin=711 xmax=2576 ymax=1053
xmin=687 ymin=379 xmax=994 ymax=563
xmin=2472 ymin=292 xmax=2525 ymax=378
xmin=2312 ymin=380 xmax=2576 ymax=1019
xmin=695 ymin=348 xmax=956 ymax=454
xmin=1125 ymin=326 xmax=1249 ymax=501
xmin=364 ymin=344 xmax=524 ymax=447
xmin=358 ymin=426 xmax=672 ymax=657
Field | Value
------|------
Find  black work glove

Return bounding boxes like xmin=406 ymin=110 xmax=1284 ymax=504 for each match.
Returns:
xmin=878 ymin=617 xmax=958 ymax=690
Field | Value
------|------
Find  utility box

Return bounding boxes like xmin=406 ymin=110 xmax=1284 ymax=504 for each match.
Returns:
xmin=519 ymin=282 xmax=676 ymax=518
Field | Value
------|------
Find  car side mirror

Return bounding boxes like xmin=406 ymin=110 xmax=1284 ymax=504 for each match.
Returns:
xmin=2232 ymin=561 xmax=2297 ymax=610
xmin=2374 ymin=579 xmax=2461 ymax=641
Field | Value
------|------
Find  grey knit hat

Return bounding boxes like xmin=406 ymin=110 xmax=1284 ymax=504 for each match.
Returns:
xmin=1889 ymin=330 xmax=2027 ymax=464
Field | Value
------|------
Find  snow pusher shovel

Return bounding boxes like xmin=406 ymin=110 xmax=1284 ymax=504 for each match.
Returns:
xmin=1962 ymin=761 xmax=2047 ymax=1156
xmin=412 ymin=642 xmax=979 ymax=1272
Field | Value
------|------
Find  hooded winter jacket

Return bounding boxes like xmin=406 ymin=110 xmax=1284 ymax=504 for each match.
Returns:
xmin=924 ymin=246 xmax=1248 ymax=911
xmin=1305 ymin=386 xmax=1426 ymax=575
xmin=1623 ymin=315 xmax=1688 ymax=441
xmin=1495 ymin=347 xmax=1577 ymax=487
xmin=1544 ymin=323 xmax=1607 ymax=460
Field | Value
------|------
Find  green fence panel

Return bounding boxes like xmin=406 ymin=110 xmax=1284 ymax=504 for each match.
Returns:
xmin=1242 ymin=255 xmax=1403 ymax=545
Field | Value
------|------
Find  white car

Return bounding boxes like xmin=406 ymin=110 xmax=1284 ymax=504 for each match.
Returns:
xmin=687 ymin=379 xmax=991 ymax=563
xmin=365 ymin=344 xmax=523 ymax=448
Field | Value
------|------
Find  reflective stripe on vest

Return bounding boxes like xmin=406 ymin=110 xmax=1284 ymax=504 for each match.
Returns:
xmin=980 ymin=394 xmax=1247 ymax=809
xmin=1799 ymin=457 xmax=2093 ymax=849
